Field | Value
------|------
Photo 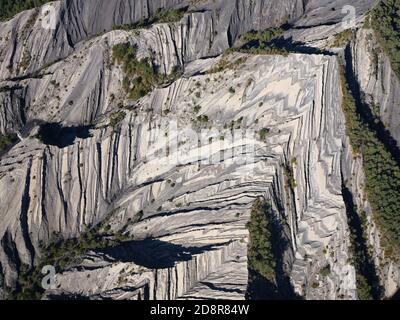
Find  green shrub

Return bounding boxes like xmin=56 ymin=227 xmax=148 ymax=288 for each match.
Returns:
xmin=113 ymin=43 xmax=156 ymax=100
xmin=193 ymin=105 xmax=202 ymax=114
xmin=356 ymin=274 xmax=374 ymax=300
xmin=284 ymin=163 xmax=297 ymax=189
xmin=0 ymin=0 xmax=50 ymax=21
xmin=340 ymin=65 xmax=400 ymax=261
xmin=240 ymin=28 xmax=284 ymax=44
xmin=7 ymin=209 xmax=140 ymax=300
xmin=109 ymin=111 xmax=126 ymax=128
xmin=112 ymin=43 xmax=138 ymax=64
xmin=320 ymin=265 xmax=331 ymax=277
xmin=370 ymin=0 xmax=400 ymax=79
xmin=0 ymin=133 xmax=18 ymax=152
xmin=113 ymin=7 xmax=187 ymax=30
xmin=247 ymin=199 xmax=277 ymax=283
xmin=258 ymin=128 xmax=270 ymax=140
xmin=112 ymin=43 xmax=182 ymax=101
xmin=232 ymin=27 xmax=289 ymax=56
xmin=331 ymin=29 xmax=353 ymax=47
xmin=206 ymin=55 xmax=247 ymax=74
xmin=196 ymin=115 xmax=209 ymax=123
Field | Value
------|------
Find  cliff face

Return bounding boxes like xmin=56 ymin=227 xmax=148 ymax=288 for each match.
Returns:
xmin=36 ymin=52 xmax=353 ymax=300
xmin=0 ymin=0 xmax=399 ymax=300
xmin=0 ymin=0 xmax=306 ymax=134
xmin=349 ymin=27 xmax=400 ymax=298
xmin=351 ymin=27 xmax=400 ymax=147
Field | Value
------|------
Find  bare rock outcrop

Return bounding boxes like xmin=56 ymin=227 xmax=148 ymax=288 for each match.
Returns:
xmin=1 ymin=0 xmax=399 ymax=300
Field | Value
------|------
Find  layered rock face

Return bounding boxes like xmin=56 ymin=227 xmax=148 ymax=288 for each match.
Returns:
xmin=0 ymin=0 xmax=399 ymax=300
xmin=347 ymin=27 xmax=400 ymax=298
xmin=0 ymin=0 xmax=306 ymax=134
xmin=351 ymin=28 xmax=400 ymax=147
xmin=40 ymin=52 xmax=352 ymax=300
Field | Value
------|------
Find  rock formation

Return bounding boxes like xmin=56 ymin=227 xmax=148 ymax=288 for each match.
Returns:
xmin=0 ymin=0 xmax=399 ymax=300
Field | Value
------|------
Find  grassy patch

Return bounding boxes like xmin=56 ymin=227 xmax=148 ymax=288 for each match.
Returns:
xmin=206 ymin=55 xmax=247 ymax=74
xmin=332 ymin=29 xmax=353 ymax=47
xmin=113 ymin=43 xmax=156 ymax=101
xmin=113 ymin=7 xmax=187 ymax=30
xmin=240 ymin=28 xmax=285 ymax=44
xmin=112 ymin=43 xmax=182 ymax=101
xmin=230 ymin=27 xmax=289 ymax=56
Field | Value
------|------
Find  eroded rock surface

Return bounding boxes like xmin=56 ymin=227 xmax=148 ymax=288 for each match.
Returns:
xmin=0 ymin=0 xmax=399 ymax=300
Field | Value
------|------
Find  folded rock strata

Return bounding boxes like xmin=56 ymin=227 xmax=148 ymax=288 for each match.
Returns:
xmin=0 ymin=0 xmax=399 ymax=300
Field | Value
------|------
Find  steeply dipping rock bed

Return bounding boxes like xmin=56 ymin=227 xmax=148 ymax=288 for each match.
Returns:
xmin=0 ymin=0 xmax=400 ymax=300
xmin=341 ymin=185 xmax=382 ymax=300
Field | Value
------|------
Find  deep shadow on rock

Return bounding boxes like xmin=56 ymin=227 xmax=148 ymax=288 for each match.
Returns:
xmin=272 ymin=37 xmax=336 ymax=56
xmin=344 ymin=44 xmax=400 ymax=166
xmin=392 ymin=289 xmax=400 ymax=300
xmin=37 ymin=123 xmax=93 ymax=148
xmin=246 ymin=204 xmax=300 ymax=300
xmin=246 ymin=268 xmax=300 ymax=300
xmin=99 ymin=239 xmax=219 ymax=269
xmin=341 ymin=185 xmax=383 ymax=299
xmin=45 ymin=293 xmax=90 ymax=300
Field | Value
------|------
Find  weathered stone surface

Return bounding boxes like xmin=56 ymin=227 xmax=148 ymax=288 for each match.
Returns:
xmin=347 ymin=27 xmax=400 ymax=298
xmin=0 ymin=49 xmax=356 ymax=299
xmin=1 ymin=0 xmax=399 ymax=300
xmin=351 ymin=28 xmax=400 ymax=146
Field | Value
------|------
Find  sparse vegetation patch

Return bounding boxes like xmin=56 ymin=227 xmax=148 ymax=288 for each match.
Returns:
xmin=113 ymin=7 xmax=188 ymax=30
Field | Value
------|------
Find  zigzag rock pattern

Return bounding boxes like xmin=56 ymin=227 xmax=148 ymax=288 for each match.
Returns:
xmin=0 ymin=0 xmax=399 ymax=300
